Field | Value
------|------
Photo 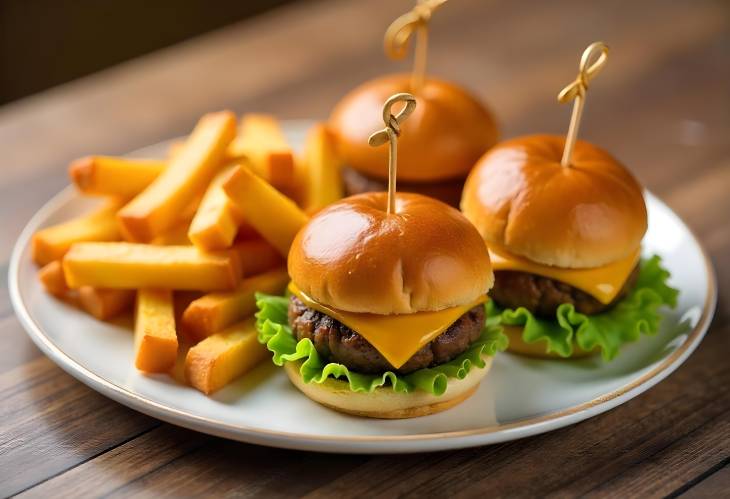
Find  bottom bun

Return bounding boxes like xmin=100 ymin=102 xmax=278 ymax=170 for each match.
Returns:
xmin=503 ymin=325 xmax=598 ymax=359
xmin=284 ymin=355 xmax=493 ymax=419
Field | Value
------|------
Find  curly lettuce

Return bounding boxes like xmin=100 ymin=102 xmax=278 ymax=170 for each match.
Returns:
xmin=488 ymin=255 xmax=678 ymax=361
xmin=255 ymin=294 xmax=507 ymax=395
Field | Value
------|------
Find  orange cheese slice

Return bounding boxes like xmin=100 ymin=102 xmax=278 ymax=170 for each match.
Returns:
xmin=488 ymin=247 xmax=641 ymax=304
xmin=289 ymin=283 xmax=486 ymax=369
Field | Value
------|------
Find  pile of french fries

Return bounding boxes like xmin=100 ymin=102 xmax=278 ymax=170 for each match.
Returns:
xmin=33 ymin=112 xmax=343 ymax=395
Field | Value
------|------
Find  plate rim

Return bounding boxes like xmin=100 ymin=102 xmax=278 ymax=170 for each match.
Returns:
xmin=9 ymin=167 xmax=718 ymax=454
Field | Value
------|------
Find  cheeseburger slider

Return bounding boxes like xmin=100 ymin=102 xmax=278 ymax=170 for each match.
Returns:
xmin=461 ymin=43 xmax=677 ymax=360
xmin=328 ymin=0 xmax=498 ymax=207
xmin=256 ymin=93 xmax=505 ymax=418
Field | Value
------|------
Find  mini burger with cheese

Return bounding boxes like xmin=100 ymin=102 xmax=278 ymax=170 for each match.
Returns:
xmin=461 ymin=135 xmax=678 ymax=360
xmin=255 ymin=191 xmax=506 ymax=418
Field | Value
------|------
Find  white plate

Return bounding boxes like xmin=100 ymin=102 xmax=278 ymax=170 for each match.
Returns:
xmin=9 ymin=121 xmax=717 ymax=454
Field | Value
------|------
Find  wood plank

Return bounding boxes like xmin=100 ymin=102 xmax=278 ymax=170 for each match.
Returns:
xmin=583 ymin=412 xmax=730 ymax=497
xmin=15 ymin=426 xmax=207 ymax=499
xmin=0 ymin=358 xmax=158 ymax=496
xmin=680 ymin=462 xmax=730 ymax=498
xmin=101 ymin=439 xmax=368 ymax=498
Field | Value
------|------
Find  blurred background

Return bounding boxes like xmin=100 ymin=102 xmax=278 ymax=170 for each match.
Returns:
xmin=0 ymin=0 xmax=298 ymax=104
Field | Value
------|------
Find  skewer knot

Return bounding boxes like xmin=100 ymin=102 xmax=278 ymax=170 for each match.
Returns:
xmin=368 ymin=93 xmax=417 ymax=147
xmin=558 ymin=41 xmax=609 ymax=103
xmin=384 ymin=0 xmax=447 ymax=60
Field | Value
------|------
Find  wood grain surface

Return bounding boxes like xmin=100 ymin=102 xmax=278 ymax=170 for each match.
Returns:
xmin=1 ymin=0 xmax=728 ymax=496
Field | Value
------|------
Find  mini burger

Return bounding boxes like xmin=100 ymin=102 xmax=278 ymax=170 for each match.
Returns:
xmin=329 ymin=75 xmax=498 ymax=207
xmin=460 ymin=43 xmax=677 ymax=361
xmin=256 ymin=92 xmax=505 ymax=418
xmin=328 ymin=0 xmax=498 ymax=207
xmin=256 ymin=191 xmax=504 ymax=418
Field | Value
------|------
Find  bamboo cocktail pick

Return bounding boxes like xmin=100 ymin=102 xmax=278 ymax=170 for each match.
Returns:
xmin=368 ymin=93 xmax=417 ymax=215
xmin=558 ymin=41 xmax=609 ymax=167
xmin=385 ymin=0 xmax=448 ymax=93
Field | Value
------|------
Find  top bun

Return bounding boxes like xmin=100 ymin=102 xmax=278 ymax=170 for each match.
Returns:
xmin=329 ymin=74 xmax=498 ymax=183
xmin=289 ymin=192 xmax=494 ymax=314
xmin=461 ymin=135 xmax=647 ymax=269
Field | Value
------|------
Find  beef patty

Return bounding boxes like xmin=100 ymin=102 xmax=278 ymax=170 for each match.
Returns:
xmin=341 ymin=166 xmax=465 ymax=208
xmin=288 ymin=296 xmax=485 ymax=374
xmin=489 ymin=264 xmax=640 ymax=317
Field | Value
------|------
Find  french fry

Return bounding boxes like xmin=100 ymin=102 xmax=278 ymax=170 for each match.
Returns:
xmin=300 ymin=124 xmax=344 ymax=212
xmin=228 ymin=114 xmax=295 ymax=192
xmin=69 ymin=156 xmax=165 ymax=197
xmin=78 ymin=287 xmax=134 ymax=321
xmin=32 ymin=199 xmax=123 ymax=266
xmin=135 ymin=289 xmax=177 ymax=373
xmin=231 ymin=238 xmax=284 ymax=276
xmin=222 ymin=165 xmax=308 ymax=256
xmin=38 ymin=261 xmax=72 ymax=298
xmin=38 ymin=260 xmax=132 ymax=319
xmin=169 ymin=340 xmax=192 ymax=385
xmin=63 ymin=242 xmax=241 ymax=291
xmin=118 ymin=111 xmax=237 ymax=242
xmin=167 ymin=141 xmax=185 ymax=159
xmin=188 ymin=165 xmax=248 ymax=251
xmin=151 ymin=222 xmax=191 ymax=246
xmin=181 ymin=268 xmax=289 ymax=341
xmin=185 ymin=318 xmax=269 ymax=394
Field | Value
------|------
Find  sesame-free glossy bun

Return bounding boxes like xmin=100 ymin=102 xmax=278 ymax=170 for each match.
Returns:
xmin=284 ymin=355 xmax=492 ymax=418
xmin=501 ymin=325 xmax=598 ymax=359
xmin=461 ymin=135 xmax=647 ymax=268
xmin=329 ymin=74 xmax=498 ymax=182
xmin=288 ymin=192 xmax=494 ymax=314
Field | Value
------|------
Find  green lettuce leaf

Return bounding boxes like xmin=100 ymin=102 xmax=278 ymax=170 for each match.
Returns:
xmin=255 ymin=294 xmax=507 ymax=395
xmin=488 ymin=255 xmax=678 ymax=361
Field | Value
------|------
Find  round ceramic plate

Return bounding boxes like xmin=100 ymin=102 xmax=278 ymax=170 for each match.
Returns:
xmin=9 ymin=121 xmax=717 ymax=454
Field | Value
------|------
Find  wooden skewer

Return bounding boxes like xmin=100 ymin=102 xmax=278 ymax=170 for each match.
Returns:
xmin=558 ymin=41 xmax=609 ymax=167
xmin=368 ymin=93 xmax=417 ymax=215
xmin=384 ymin=0 xmax=448 ymax=93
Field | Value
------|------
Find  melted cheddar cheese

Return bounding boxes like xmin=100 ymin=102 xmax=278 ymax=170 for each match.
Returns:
xmin=488 ymin=247 xmax=641 ymax=304
xmin=288 ymin=283 xmax=486 ymax=369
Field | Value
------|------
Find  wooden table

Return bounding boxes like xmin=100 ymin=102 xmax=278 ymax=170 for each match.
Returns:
xmin=1 ymin=0 xmax=728 ymax=496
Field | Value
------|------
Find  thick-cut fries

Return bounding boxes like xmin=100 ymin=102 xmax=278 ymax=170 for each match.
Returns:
xmin=63 ymin=242 xmax=241 ymax=291
xmin=38 ymin=260 xmax=133 ymax=319
xmin=32 ymin=199 xmax=124 ymax=266
xmin=185 ymin=318 xmax=269 ymax=394
xmin=223 ymin=165 xmax=308 ymax=256
xmin=33 ymin=110 xmax=335 ymax=395
xmin=134 ymin=289 xmax=177 ymax=373
xmin=299 ymin=124 xmax=344 ymax=212
xmin=181 ymin=268 xmax=289 ymax=341
xmin=231 ymin=238 xmax=284 ymax=276
xmin=167 ymin=141 xmax=185 ymax=159
xmin=38 ymin=261 xmax=72 ymax=298
xmin=79 ymin=287 xmax=135 ymax=320
xmin=69 ymin=156 xmax=165 ymax=197
xmin=169 ymin=340 xmax=192 ymax=384
xmin=228 ymin=114 xmax=295 ymax=192
xmin=118 ymin=111 xmax=237 ymax=242
xmin=188 ymin=165 xmax=247 ymax=251
xmin=151 ymin=222 xmax=192 ymax=246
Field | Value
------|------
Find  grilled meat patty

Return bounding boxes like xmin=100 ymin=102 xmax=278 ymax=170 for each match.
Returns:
xmin=341 ymin=166 xmax=464 ymax=208
xmin=489 ymin=264 xmax=640 ymax=317
xmin=288 ymin=295 xmax=485 ymax=374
